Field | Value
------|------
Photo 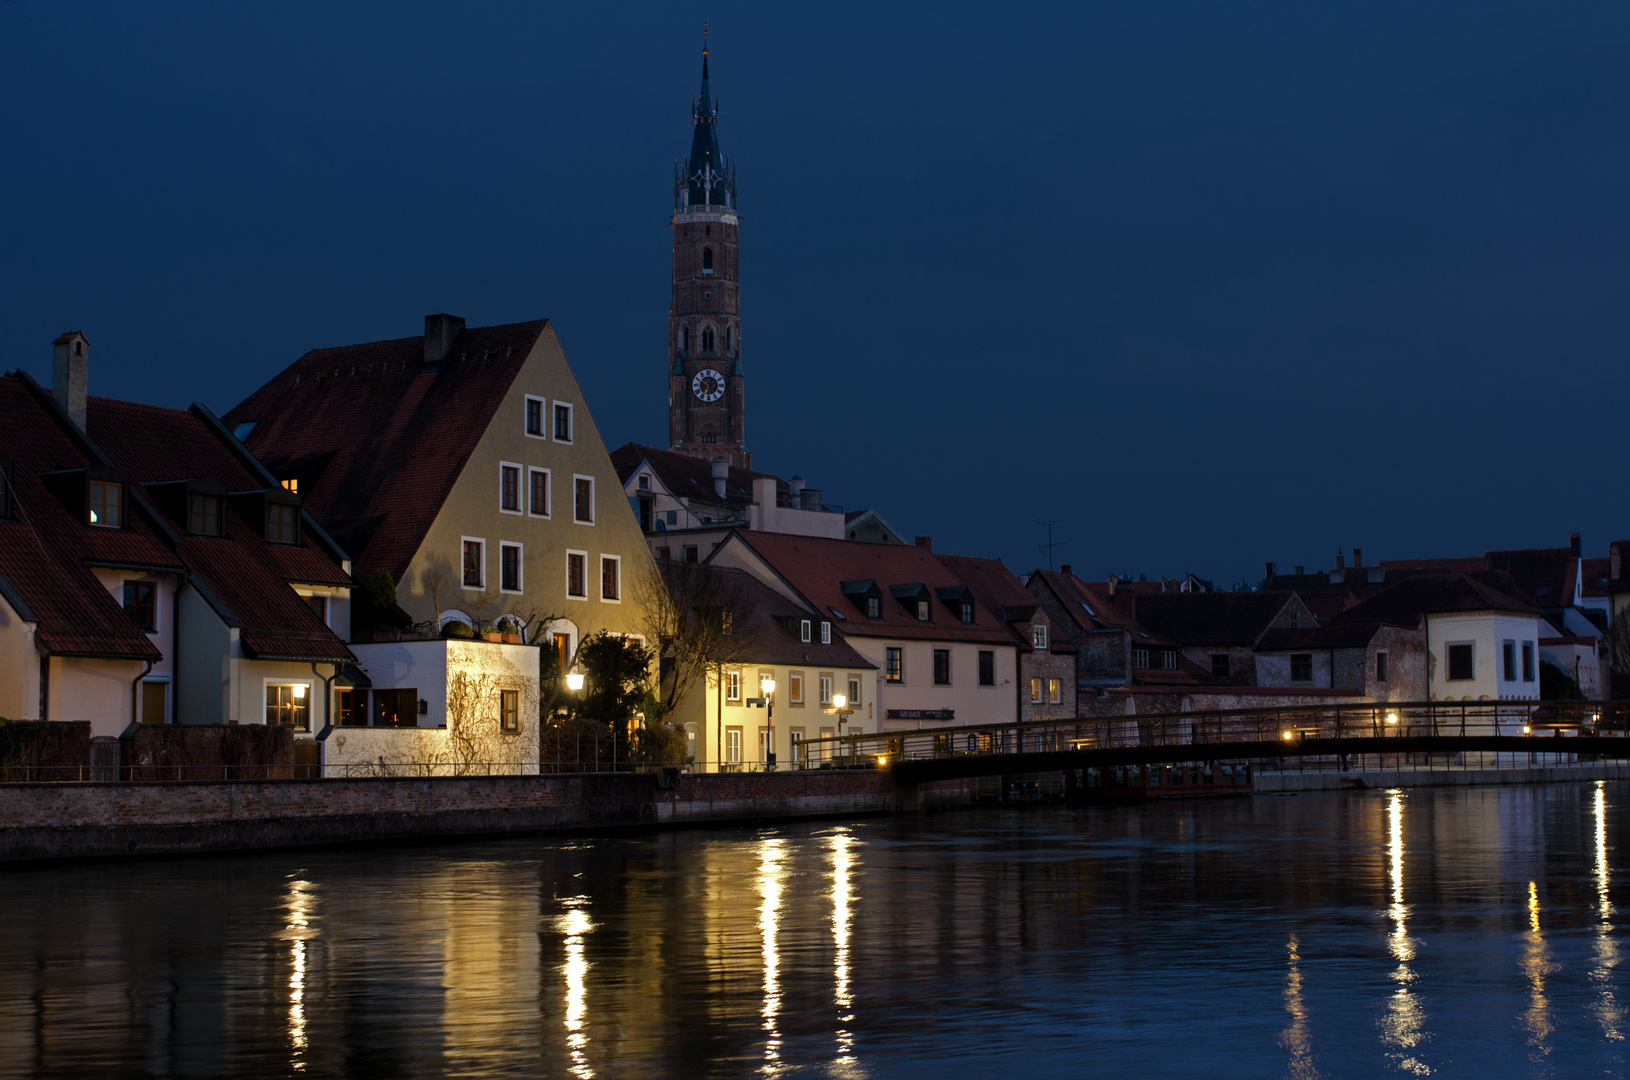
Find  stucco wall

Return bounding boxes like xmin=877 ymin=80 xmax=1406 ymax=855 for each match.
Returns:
xmin=0 ymin=595 xmax=34 ymax=720
xmin=176 ymin=582 xmax=233 ymax=724
xmin=845 ymin=637 xmax=1018 ymax=732
xmin=1429 ymin=612 xmax=1544 ymax=701
xmin=50 ymin=657 xmax=141 ymax=738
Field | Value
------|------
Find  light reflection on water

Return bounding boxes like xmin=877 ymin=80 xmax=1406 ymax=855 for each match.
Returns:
xmin=1 ymin=784 xmax=1630 ymax=1078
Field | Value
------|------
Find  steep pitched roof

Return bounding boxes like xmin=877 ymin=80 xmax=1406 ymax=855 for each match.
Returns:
xmin=1131 ymin=591 xmax=1300 ymax=646
xmin=935 ymin=553 xmax=1061 ymax=650
xmin=0 ymin=375 xmax=175 ymax=659
xmin=1582 ymin=557 xmax=1611 ymax=599
xmin=721 ymin=533 xmax=1019 ymax=645
xmin=611 ymin=441 xmax=788 ymax=509
xmin=1329 ymin=571 xmax=1542 ymax=626
xmin=87 ymin=397 xmax=355 ymax=664
xmin=223 ymin=319 xmax=549 ymax=585
xmin=708 ymin=567 xmax=874 ymax=668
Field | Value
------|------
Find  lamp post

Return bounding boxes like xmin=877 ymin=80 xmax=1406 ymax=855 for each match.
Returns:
xmin=760 ymin=675 xmax=776 ymax=770
xmin=566 ymin=669 xmax=584 ymax=771
xmin=824 ymin=692 xmax=855 ymax=766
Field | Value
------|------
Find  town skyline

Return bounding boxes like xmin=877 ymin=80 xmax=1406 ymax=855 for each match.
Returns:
xmin=3 ymin=3 xmax=1626 ymax=582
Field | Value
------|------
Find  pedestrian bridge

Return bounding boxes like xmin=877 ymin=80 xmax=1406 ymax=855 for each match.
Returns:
xmin=796 ymin=700 xmax=1630 ymax=784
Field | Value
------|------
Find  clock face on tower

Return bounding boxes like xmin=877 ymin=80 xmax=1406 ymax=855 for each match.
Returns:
xmin=691 ymin=368 xmax=725 ymax=402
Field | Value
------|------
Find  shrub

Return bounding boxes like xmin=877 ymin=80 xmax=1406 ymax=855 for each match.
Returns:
xmin=442 ymin=620 xmax=474 ymax=639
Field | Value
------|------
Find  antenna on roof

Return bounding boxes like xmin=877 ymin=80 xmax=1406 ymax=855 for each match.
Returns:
xmin=1037 ymin=520 xmax=1066 ymax=572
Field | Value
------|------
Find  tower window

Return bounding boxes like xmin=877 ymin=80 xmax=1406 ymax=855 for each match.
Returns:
xmin=702 ymin=247 xmax=714 ymax=274
xmin=703 ymin=327 xmax=715 ymax=352
xmin=680 ymin=326 xmax=689 ymax=352
xmin=700 ymin=431 xmax=717 ymax=444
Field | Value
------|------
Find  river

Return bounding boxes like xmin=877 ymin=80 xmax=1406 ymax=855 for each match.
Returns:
xmin=0 ymin=782 xmax=1625 ymax=1078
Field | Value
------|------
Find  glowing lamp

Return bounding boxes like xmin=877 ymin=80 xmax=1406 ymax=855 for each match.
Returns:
xmin=760 ymin=676 xmax=776 ymax=696
xmin=1385 ymin=713 xmax=1398 ymax=726
xmin=1523 ymin=724 xmax=1532 ymax=735
xmin=566 ymin=671 xmax=585 ymax=692
xmin=876 ymin=755 xmax=888 ymax=766
xmin=833 ymin=693 xmax=847 ymax=710
xmin=292 ymin=684 xmax=306 ymax=699
xmin=1281 ymin=730 xmax=1294 ymax=741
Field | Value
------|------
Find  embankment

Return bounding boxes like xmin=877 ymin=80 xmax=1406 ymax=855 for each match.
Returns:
xmin=1257 ymin=761 xmax=1630 ymax=792
xmin=0 ymin=770 xmax=972 ymax=862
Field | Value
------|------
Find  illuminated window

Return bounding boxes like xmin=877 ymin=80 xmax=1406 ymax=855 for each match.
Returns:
xmin=885 ymin=648 xmax=903 ymax=683
xmin=280 ymin=478 xmax=299 ymax=495
xmin=500 ymin=689 xmax=519 ymax=732
xmin=789 ymin=673 xmax=804 ymax=704
xmin=1048 ymin=678 xmax=1061 ymax=704
xmin=1029 ymin=678 xmax=1042 ymax=703
xmin=265 ymin=683 xmax=310 ymax=730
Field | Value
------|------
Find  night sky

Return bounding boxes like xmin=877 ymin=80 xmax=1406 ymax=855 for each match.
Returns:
xmin=4 ymin=3 xmax=1626 ymax=586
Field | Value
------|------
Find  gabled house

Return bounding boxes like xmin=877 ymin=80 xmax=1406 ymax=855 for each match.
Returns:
xmin=1129 ymin=590 xmax=1315 ymax=685
xmin=1253 ymin=623 xmax=1425 ymax=700
xmin=708 ymin=534 xmax=1023 ymax=732
xmin=938 ymin=553 xmax=1075 ymax=722
xmin=1 ymin=335 xmax=356 ymax=739
xmin=1327 ymin=571 xmax=1546 ymax=702
xmin=663 ymin=567 xmax=875 ymax=770
xmin=225 ymin=315 xmax=654 ymax=666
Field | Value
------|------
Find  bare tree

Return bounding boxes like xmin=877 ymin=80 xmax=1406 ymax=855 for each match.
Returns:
xmin=639 ymin=559 xmax=759 ymax=721
xmin=420 ymin=563 xmax=453 ymax=632
xmin=1613 ymin=606 xmax=1630 ymax=674
xmin=437 ymin=641 xmax=540 ymax=775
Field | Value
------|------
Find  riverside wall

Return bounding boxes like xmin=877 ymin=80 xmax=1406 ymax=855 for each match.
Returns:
xmin=0 ymin=770 xmax=973 ymax=863
xmin=1256 ymin=761 xmax=1630 ymax=792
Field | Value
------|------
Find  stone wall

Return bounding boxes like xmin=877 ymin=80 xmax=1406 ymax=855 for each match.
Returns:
xmin=0 ymin=769 xmax=973 ymax=862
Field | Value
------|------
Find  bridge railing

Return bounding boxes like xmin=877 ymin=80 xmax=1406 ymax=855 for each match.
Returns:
xmin=792 ymin=700 xmax=1630 ymax=769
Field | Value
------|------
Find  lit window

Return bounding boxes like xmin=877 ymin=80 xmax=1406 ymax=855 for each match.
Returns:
xmin=89 ymin=480 xmax=122 ymax=528
xmin=574 ymin=477 xmax=593 ymax=523
xmin=885 ymin=648 xmax=903 ymax=683
xmin=462 ymin=539 xmax=484 ymax=587
xmin=123 ymin=582 xmax=155 ymax=631
xmin=933 ymin=649 xmax=950 ymax=685
xmin=529 ymin=468 xmax=550 ymax=516
xmin=501 ymin=544 xmax=522 ymax=592
xmin=280 ymin=478 xmax=299 ymax=495
xmin=500 ymin=689 xmax=519 ymax=732
xmin=566 ymin=552 xmax=586 ymax=598
xmin=601 ymin=556 xmax=620 ymax=600
xmin=266 ymin=501 xmax=298 ymax=544
xmin=554 ymin=403 xmax=572 ymax=442
xmin=1029 ymin=677 xmax=1042 ymax=704
xmin=188 ymin=492 xmax=221 ymax=536
xmin=1032 ymin=624 xmax=1048 ymax=649
xmin=1048 ymin=679 xmax=1061 ymax=704
xmin=265 ymin=683 xmax=310 ymax=730
xmin=789 ymin=673 xmax=804 ymax=704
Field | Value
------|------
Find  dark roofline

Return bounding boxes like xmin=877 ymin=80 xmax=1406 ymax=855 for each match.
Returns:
xmin=0 ymin=570 xmax=38 ymax=622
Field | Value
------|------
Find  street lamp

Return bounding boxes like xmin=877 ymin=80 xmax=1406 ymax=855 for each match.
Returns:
xmin=565 ymin=669 xmax=585 ymax=771
xmin=566 ymin=671 xmax=585 ymax=692
xmin=760 ymin=675 xmax=776 ymax=770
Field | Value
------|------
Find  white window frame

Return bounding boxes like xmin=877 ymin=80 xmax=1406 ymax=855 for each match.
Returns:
xmin=460 ymin=536 xmax=486 ymax=590
xmin=726 ymin=670 xmax=741 ymax=702
xmin=789 ymin=672 xmax=804 ymax=705
xmin=498 ymin=461 xmax=524 ymax=516
xmin=726 ymin=728 xmax=742 ymax=764
xmin=1048 ymin=678 xmax=1061 ymax=704
xmin=264 ymin=678 xmax=314 ymax=731
xmin=524 ymin=395 xmax=548 ymax=440
xmin=848 ymin=676 xmax=861 ymax=707
xmin=565 ymin=549 xmax=588 ymax=601
xmin=800 ymin=619 xmax=811 ymax=643
xmin=600 ymin=554 xmax=622 ymax=603
xmin=499 ymin=542 xmax=524 ymax=595
xmin=572 ymin=474 xmax=595 ymax=524
xmin=1445 ymin=640 xmax=1475 ymax=682
xmin=1032 ymin=624 xmax=1048 ymax=649
xmin=820 ymin=621 xmax=831 ymax=644
xmin=553 ymin=401 xmax=574 ymax=444
xmin=819 ymin=675 xmax=832 ymax=706
xmin=527 ymin=467 xmax=551 ymax=519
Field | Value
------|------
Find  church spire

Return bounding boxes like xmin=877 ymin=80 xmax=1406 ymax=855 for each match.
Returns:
xmin=680 ymin=26 xmax=733 ymax=209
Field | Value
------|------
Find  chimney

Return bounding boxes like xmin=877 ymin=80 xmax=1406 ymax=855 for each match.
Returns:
xmin=1571 ymin=532 xmax=1582 ymax=558
xmin=1336 ymin=551 xmax=1345 ymax=570
xmin=1107 ymin=574 xmax=1118 ymax=596
xmin=1060 ymin=564 xmax=1072 ymax=576
xmin=52 ymin=332 xmax=89 ymax=429
xmin=424 ymin=313 xmax=466 ymax=364
xmin=1353 ymin=547 xmax=1363 ymax=568
xmin=1265 ymin=561 xmax=1275 ymax=581
xmin=788 ymin=475 xmax=805 ymax=499
xmin=915 ymin=536 xmax=932 ymax=552
xmin=1295 ymin=565 xmax=1304 ymax=576
xmin=711 ymin=456 xmax=728 ymax=499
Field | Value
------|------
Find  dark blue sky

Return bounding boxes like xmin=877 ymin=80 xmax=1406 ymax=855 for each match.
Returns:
xmin=4 ymin=2 xmax=1627 ymax=584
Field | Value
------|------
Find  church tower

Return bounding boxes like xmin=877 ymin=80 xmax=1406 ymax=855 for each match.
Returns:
xmin=668 ymin=34 xmax=748 ymax=468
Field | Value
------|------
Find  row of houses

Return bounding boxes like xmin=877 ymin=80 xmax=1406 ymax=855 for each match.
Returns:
xmin=3 ymin=315 xmax=1625 ymax=773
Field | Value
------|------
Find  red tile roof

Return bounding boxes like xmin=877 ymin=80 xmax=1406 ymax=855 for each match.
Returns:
xmin=0 ymin=375 xmax=172 ymax=659
xmin=724 ymin=533 xmax=1020 ymax=645
xmin=86 ymin=397 xmax=356 ymax=664
xmin=223 ymin=320 xmax=549 ymax=585
xmin=1582 ymin=557 xmax=1611 ymax=598
xmin=1131 ymin=591 xmax=1301 ymax=646
xmin=935 ymin=553 xmax=1058 ymax=650
xmin=1329 ymin=571 xmax=1542 ymax=625
xmin=611 ymin=442 xmax=791 ymax=509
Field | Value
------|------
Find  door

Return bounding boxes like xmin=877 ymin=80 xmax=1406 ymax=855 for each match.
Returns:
xmin=140 ymin=679 xmax=168 ymax=724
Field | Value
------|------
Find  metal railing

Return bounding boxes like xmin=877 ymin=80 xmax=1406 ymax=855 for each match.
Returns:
xmin=791 ymin=700 xmax=1630 ymax=771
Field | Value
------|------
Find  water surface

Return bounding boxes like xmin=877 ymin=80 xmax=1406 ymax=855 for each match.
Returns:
xmin=1 ymin=783 xmax=1626 ymax=1077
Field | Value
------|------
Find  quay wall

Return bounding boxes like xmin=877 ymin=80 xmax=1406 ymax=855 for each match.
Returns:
xmin=1257 ymin=762 xmax=1630 ymax=792
xmin=0 ymin=770 xmax=972 ymax=863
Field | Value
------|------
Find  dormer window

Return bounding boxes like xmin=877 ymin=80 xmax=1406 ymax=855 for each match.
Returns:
xmin=866 ymin=597 xmax=880 ymax=619
xmin=800 ymin=619 xmax=811 ymax=643
xmin=917 ymin=600 xmax=929 ymax=621
xmin=188 ymin=492 xmax=222 ymax=537
xmin=1032 ymin=625 xmax=1048 ymax=649
xmin=960 ymin=602 xmax=973 ymax=625
xmin=280 ymin=478 xmax=299 ymax=495
xmin=820 ymin=621 xmax=831 ymax=644
xmin=89 ymin=480 xmax=122 ymax=528
xmin=266 ymin=501 xmax=298 ymax=545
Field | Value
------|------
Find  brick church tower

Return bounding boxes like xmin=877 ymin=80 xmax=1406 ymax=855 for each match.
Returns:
xmin=668 ymin=35 xmax=748 ymax=468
